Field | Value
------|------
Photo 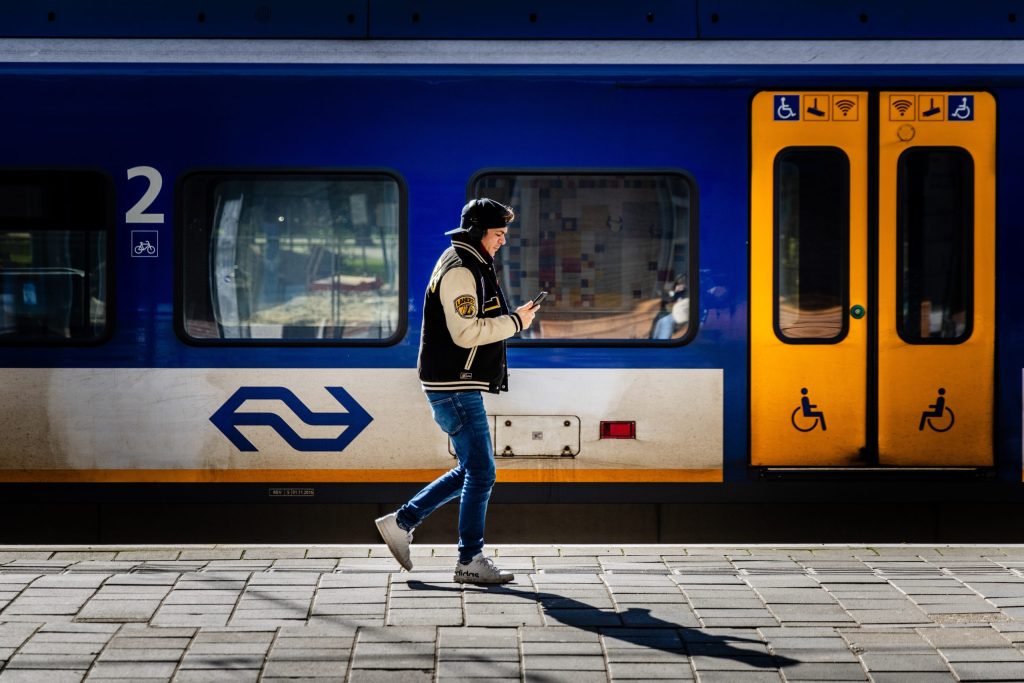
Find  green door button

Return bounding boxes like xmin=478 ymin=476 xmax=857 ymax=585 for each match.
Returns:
xmin=851 ymin=304 xmax=866 ymax=319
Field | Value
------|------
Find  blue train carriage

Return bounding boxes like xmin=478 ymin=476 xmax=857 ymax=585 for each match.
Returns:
xmin=0 ymin=67 xmax=728 ymax=488
xmin=0 ymin=1 xmax=1022 ymax=500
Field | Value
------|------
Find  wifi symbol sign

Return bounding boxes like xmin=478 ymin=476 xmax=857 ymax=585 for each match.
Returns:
xmin=891 ymin=97 xmax=914 ymax=119
xmin=835 ymin=99 xmax=856 ymax=117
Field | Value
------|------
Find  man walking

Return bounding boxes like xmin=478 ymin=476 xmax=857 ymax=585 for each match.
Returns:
xmin=376 ymin=198 xmax=538 ymax=584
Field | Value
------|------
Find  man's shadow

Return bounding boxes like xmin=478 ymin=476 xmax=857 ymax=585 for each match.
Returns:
xmin=407 ymin=580 xmax=797 ymax=669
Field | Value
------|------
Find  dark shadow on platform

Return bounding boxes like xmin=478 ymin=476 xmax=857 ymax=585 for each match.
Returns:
xmin=407 ymin=580 xmax=798 ymax=671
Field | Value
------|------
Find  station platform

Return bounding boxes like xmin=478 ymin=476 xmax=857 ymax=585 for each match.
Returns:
xmin=0 ymin=545 xmax=1023 ymax=682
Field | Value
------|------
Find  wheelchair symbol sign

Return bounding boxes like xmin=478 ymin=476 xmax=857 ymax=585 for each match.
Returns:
xmin=948 ymin=95 xmax=974 ymax=121
xmin=919 ymin=388 xmax=955 ymax=432
xmin=774 ymin=95 xmax=800 ymax=121
xmin=791 ymin=388 xmax=827 ymax=432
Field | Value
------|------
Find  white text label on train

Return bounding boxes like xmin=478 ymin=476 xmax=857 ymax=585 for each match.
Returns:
xmin=126 ymin=166 xmax=165 ymax=224
xmin=210 ymin=386 xmax=374 ymax=452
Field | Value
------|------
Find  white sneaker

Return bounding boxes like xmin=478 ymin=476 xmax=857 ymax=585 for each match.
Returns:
xmin=454 ymin=553 xmax=514 ymax=584
xmin=375 ymin=513 xmax=413 ymax=571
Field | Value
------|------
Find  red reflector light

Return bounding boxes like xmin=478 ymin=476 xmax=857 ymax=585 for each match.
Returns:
xmin=600 ymin=421 xmax=636 ymax=439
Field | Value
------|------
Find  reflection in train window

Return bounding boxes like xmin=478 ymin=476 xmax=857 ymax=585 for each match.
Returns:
xmin=472 ymin=173 xmax=695 ymax=342
xmin=897 ymin=147 xmax=973 ymax=343
xmin=181 ymin=173 xmax=402 ymax=343
xmin=774 ymin=148 xmax=849 ymax=342
xmin=0 ymin=171 xmax=112 ymax=343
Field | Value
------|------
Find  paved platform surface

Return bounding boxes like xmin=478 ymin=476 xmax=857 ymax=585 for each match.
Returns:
xmin=1 ymin=545 xmax=1024 ymax=681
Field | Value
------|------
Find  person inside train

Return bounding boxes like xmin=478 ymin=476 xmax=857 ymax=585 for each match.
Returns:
xmin=375 ymin=198 xmax=538 ymax=584
xmin=651 ymin=276 xmax=689 ymax=339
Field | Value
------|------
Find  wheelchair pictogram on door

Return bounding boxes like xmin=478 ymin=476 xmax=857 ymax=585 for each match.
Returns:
xmin=792 ymin=388 xmax=828 ymax=432
xmin=918 ymin=388 xmax=955 ymax=432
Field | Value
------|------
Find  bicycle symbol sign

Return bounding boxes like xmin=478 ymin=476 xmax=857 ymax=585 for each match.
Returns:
xmin=131 ymin=230 xmax=159 ymax=258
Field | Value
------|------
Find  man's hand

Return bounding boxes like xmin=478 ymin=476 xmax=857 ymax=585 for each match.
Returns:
xmin=516 ymin=301 xmax=538 ymax=329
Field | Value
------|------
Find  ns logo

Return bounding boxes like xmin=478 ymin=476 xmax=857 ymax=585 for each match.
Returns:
xmin=210 ymin=387 xmax=373 ymax=452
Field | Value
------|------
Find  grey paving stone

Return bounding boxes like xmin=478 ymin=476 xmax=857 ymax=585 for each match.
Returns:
xmin=172 ymin=671 xmax=260 ymax=683
xmin=350 ymin=654 xmax=435 ymax=669
xmin=267 ymin=647 xmax=350 ymax=661
xmin=437 ymin=647 xmax=519 ymax=662
xmin=869 ymin=675 xmax=957 ymax=683
xmin=262 ymin=660 xmax=349 ymax=677
xmin=604 ymin=648 xmax=689 ymax=664
xmin=112 ymin=551 xmax=179 ymax=561
xmin=176 ymin=549 xmax=244 ymax=561
xmin=769 ymin=604 xmax=855 ymax=623
xmin=860 ymin=653 xmax=951 ymax=672
xmin=437 ymin=660 xmax=520 ymax=678
xmin=95 ymin=648 xmax=184 ymax=662
xmin=840 ymin=631 xmax=934 ymax=650
xmin=846 ymin=609 xmax=931 ymax=625
xmin=940 ymin=647 xmax=1024 ymax=662
xmin=76 ymin=599 xmax=162 ymax=621
xmin=186 ymin=642 xmax=270 ymax=655
xmin=692 ymin=672 xmax=782 ymax=683
xmin=0 ymin=671 xmax=87 ymax=682
xmin=948 ymin=661 xmax=1024 ymax=680
xmin=769 ymin=648 xmax=859 ymax=662
xmin=178 ymin=654 xmax=265 ymax=670
xmin=777 ymin=662 xmax=868 ymax=680
xmin=17 ymin=641 xmax=103 ymax=655
xmin=523 ymin=641 xmax=603 ymax=655
xmin=608 ymin=662 xmax=693 ymax=679
xmin=689 ymin=655 xmax=779 ymax=672
xmin=5 ymin=654 xmax=96 ymax=669
xmin=523 ymin=655 xmax=606 ymax=671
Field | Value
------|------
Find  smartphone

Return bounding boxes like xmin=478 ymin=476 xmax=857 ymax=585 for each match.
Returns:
xmin=530 ymin=291 xmax=548 ymax=307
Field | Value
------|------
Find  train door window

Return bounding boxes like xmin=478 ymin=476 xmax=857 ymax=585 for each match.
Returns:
xmin=471 ymin=172 xmax=695 ymax=343
xmin=774 ymin=148 xmax=849 ymax=342
xmin=0 ymin=170 xmax=113 ymax=344
xmin=896 ymin=147 xmax=973 ymax=343
xmin=180 ymin=173 xmax=404 ymax=343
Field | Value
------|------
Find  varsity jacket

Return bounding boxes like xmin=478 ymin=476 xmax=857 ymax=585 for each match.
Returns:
xmin=418 ymin=233 xmax=524 ymax=393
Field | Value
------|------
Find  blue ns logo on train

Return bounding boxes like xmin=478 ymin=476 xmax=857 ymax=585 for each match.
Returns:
xmin=210 ymin=387 xmax=373 ymax=452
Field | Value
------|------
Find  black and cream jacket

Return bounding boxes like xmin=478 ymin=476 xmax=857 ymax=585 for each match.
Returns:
xmin=418 ymin=234 xmax=524 ymax=394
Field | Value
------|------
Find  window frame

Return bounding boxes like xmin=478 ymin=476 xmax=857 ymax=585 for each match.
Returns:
xmin=0 ymin=167 xmax=116 ymax=347
xmin=175 ymin=168 xmax=408 ymax=347
xmin=468 ymin=168 xmax=700 ymax=348
xmin=895 ymin=146 xmax=975 ymax=346
xmin=771 ymin=146 xmax=851 ymax=346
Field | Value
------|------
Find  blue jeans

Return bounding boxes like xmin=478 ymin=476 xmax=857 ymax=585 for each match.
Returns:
xmin=396 ymin=391 xmax=496 ymax=563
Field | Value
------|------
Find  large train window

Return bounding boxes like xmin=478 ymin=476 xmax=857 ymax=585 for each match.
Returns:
xmin=471 ymin=172 xmax=695 ymax=343
xmin=0 ymin=170 xmax=113 ymax=344
xmin=180 ymin=172 xmax=404 ymax=343
xmin=773 ymin=148 xmax=849 ymax=343
xmin=896 ymin=147 xmax=973 ymax=343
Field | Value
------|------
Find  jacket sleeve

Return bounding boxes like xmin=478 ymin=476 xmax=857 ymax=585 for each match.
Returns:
xmin=439 ymin=266 xmax=523 ymax=349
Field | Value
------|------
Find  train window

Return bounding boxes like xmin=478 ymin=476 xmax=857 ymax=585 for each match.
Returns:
xmin=774 ymin=148 xmax=849 ymax=343
xmin=471 ymin=172 xmax=695 ymax=343
xmin=897 ymin=147 xmax=973 ymax=343
xmin=0 ymin=170 xmax=112 ymax=344
xmin=180 ymin=173 xmax=403 ymax=343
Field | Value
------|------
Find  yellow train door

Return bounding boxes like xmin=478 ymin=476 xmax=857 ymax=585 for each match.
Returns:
xmin=751 ymin=92 xmax=869 ymax=465
xmin=877 ymin=92 xmax=995 ymax=466
xmin=750 ymin=91 xmax=994 ymax=468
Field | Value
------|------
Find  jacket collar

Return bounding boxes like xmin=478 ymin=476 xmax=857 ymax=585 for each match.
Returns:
xmin=451 ymin=233 xmax=491 ymax=265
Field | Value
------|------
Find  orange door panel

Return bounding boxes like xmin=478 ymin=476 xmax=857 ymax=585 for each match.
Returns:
xmin=751 ymin=92 xmax=869 ymax=466
xmin=877 ymin=92 xmax=995 ymax=466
